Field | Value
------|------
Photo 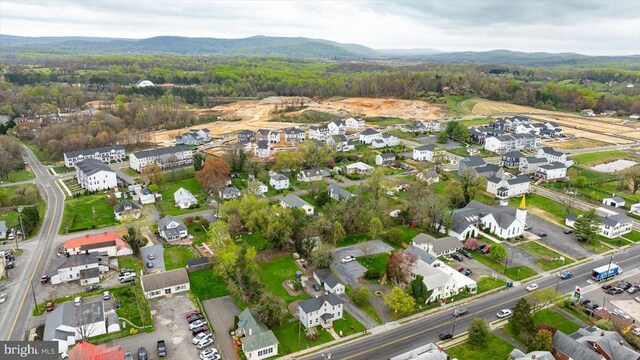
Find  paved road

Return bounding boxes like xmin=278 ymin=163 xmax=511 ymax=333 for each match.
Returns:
xmin=298 ymin=245 xmax=640 ymax=360
xmin=0 ymin=146 xmax=66 ymax=341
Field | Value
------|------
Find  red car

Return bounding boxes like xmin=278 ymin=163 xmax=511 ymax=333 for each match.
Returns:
xmin=480 ymin=245 xmax=492 ymax=254
xmin=45 ymin=302 xmax=54 ymax=312
xmin=185 ymin=310 xmax=201 ymax=318
xmin=40 ymin=275 xmax=50 ymax=284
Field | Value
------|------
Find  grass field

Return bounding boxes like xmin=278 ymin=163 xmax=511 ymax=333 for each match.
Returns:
xmin=332 ymin=311 xmax=366 ymax=337
xmin=337 ymin=233 xmax=369 ymax=247
xmin=471 ymin=251 xmax=537 ymax=281
xmin=447 ymin=146 xmax=495 ymax=158
xmin=238 ymin=233 xmax=270 ymax=250
xmin=163 ymin=245 xmax=197 ymax=270
xmin=547 ymin=138 xmax=612 ymax=150
xmin=112 ymin=284 xmax=153 ymax=328
xmin=357 ymin=253 xmax=390 ymax=274
xmin=571 ymin=150 xmax=637 ymax=166
xmin=363 ymin=116 xmax=408 ymax=126
xmin=458 ymin=118 xmax=492 ymax=127
xmin=273 ymin=320 xmax=334 ymax=355
xmin=4 ymin=168 xmax=35 ymax=183
xmin=52 ymin=166 xmax=74 ymax=174
xmin=518 ymin=241 xmax=575 ymax=271
xmin=622 ymin=230 xmax=640 ymax=242
xmin=257 ymin=255 xmax=309 ymax=303
xmin=121 ymin=167 xmax=139 ymax=177
xmin=188 ymin=269 xmax=230 ymax=300
xmin=477 ymin=276 xmax=507 ymax=294
xmin=503 ymin=308 xmax=580 ymax=343
xmin=60 ymin=194 xmax=118 ymax=233
xmin=157 ymin=178 xmax=207 ymax=216
xmin=186 ymin=219 xmax=209 ymax=245
xmin=508 ymin=194 xmax=577 ymax=224
xmin=447 ymin=333 xmax=514 ymax=360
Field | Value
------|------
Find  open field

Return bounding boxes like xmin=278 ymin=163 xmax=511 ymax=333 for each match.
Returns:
xmin=542 ymin=138 xmax=612 ymax=150
xmin=503 ymin=308 xmax=580 ymax=343
xmin=572 ymin=150 xmax=638 ymax=166
xmin=447 ymin=333 xmax=514 ymax=360
xmin=257 ymin=255 xmax=309 ymax=303
xmin=188 ymin=269 xmax=230 ymax=300
xmin=60 ymin=194 xmax=117 ymax=233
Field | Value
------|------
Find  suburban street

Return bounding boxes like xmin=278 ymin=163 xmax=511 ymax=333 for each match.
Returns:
xmin=0 ymin=146 xmax=66 ymax=341
xmin=298 ymin=245 xmax=640 ymax=360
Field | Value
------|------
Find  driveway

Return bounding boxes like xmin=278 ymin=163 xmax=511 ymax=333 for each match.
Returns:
xmin=331 ymin=240 xmax=393 ymax=285
xmin=414 ymin=135 xmax=461 ymax=150
xmin=110 ymin=294 xmax=200 ymax=360
xmin=525 ymin=214 xmax=592 ymax=259
xmin=141 ymin=245 xmax=165 ymax=273
xmin=202 ymin=296 xmax=241 ymax=360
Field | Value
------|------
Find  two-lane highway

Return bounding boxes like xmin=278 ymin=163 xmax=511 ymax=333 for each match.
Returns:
xmin=0 ymin=147 xmax=66 ymax=341
xmin=301 ymin=245 xmax=640 ymax=360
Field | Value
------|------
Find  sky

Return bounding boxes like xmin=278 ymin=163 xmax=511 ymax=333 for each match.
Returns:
xmin=1 ymin=0 xmax=639 ymax=55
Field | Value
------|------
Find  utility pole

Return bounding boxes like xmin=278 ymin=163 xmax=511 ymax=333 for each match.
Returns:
xmin=555 ymin=274 xmax=561 ymax=294
xmin=17 ymin=206 xmax=24 ymax=251
xmin=31 ymin=282 xmax=38 ymax=312
xmin=452 ymin=314 xmax=457 ymax=336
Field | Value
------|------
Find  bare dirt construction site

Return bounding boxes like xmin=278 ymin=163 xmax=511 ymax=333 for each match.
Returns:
xmin=152 ymin=97 xmax=447 ymax=145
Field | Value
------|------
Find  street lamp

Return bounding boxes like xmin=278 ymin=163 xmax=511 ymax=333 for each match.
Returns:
xmin=17 ymin=206 xmax=24 ymax=251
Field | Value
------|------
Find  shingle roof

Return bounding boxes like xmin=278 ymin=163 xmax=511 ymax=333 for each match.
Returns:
xmin=281 ymin=194 xmax=312 ymax=209
xmin=328 ymin=184 xmax=353 ymax=200
xmin=64 ymin=145 xmax=125 ymax=159
xmin=404 ymin=246 xmax=437 ymax=265
xmin=79 ymin=267 xmax=100 ymax=280
xmin=269 ymin=173 xmax=288 ymax=181
xmin=257 ymin=140 xmax=269 ymax=149
xmin=59 ymin=252 xmax=106 ymax=268
xmin=113 ymin=199 xmax=141 ymax=214
xmin=298 ymin=293 xmax=344 ymax=313
xmin=539 ymin=162 xmax=567 ymax=170
xmin=503 ymin=151 xmax=523 ymax=158
xmin=379 ymin=153 xmax=396 ymax=159
xmin=76 ymin=158 xmax=115 ymax=176
xmin=523 ymin=156 xmax=548 ymax=164
xmin=552 ymin=330 xmax=604 ymax=360
xmin=157 ymin=215 xmax=187 ymax=236
xmin=360 ymin=128 xmax=380 ymax=136
xmin=541 ymin=147 xmax=565 ymax=157
xmin=461 ymin=156 xmax=486 ymax=167
xmin=415 ymin=144 xmax=437 ymax=151
xmin=241 ymin=330 xmax=279 ymax=352
xmin=605 ymin=195 xmax=625 ymax=203
xmin=141 ymin=268 xmax=189 ymax=292
xmin=132 ymin=145 xmax=191 ymax=159
xmin=507 ymin=175 xmax=531 ymax=185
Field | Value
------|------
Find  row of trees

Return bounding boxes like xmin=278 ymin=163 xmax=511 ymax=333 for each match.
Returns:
xmin=0 ymin=135 xmax=24 ymax=179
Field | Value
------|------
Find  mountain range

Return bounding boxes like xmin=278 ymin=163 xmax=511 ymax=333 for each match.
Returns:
xmin=2 ymin=34 xmax=638 ymax=66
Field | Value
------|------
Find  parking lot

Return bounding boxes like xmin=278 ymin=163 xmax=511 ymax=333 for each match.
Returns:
xmin=202 ymin=296 xmax=240 ymax=360
xmin=111 ymin=294 xmax=203 ymax=360
xmin=331 ymin=240 xmax=393 ymax=285
xmin=579 ymin=273 xmax=640 ymax=323
xmin=140 ymin=245 xmax=166 ymax=273
xmin=525 ymin=214 xmax=592 ymax=259
xmin=443 ymin=251 xmax=511 ymax=283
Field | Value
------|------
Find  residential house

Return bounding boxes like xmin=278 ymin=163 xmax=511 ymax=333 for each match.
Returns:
xmin=157 ymin=215 xmax=189 ymax=242
xmin=474 ymin=164 xmax=504 ymax=179
xmin=254 ymin=140 xmax=271 ymax=159
xmin=44 ymin=301 xmax=110 ymax=354
xmin=376 ymin=153 xmax=396 ymax=165
xmin=410 ymin=233 xmax=462 ymax=257
xmin=174 ymin=187 xmax=197 ymax=209
xmin=536 ymin=122 xmax=564 ymax=137
xmin=537 ymin=147 xmax=574 ymax=167
xmin=64 ymin=145 xmax=126 ymax=168
xmin=389 ymin=343 xmax=449 ymax=360
xmin=297 ymin=293 xmax=344 ymax=329
xmin=326 ymin=135 xmax=348 ymax=150
xmin=175 ymin=128 xmax=211 ymax=145
xmin=129 ymin=145 xmax=193 ymax=172
xmin=219 ymin=187 xmax=242 ymax=200
xmin=552 ymin=327 xmax=638 ymax=360
xmin=141 ymin=268 xmax=190 ymax=299
xmin=256 ymin=129 xmax=280 ymax=144
xmin=445 ymin=197 xmax=527 ymax=240
xmin=486 ymin=175 xmax=531 ymax=200
xmin=64 ymin=232 xmax=132 ymax=257
xmin=484 ymin=133 xmax=541 ymax=154
xmin=566 ymin=207 xmax=632 ymax=239
xmin=236 ymin=308 xmax=279 ymax=360
xmin=344 ymin=117 xmax=365 ymax=130
xmin=400 ymin=121 xmax=427 ymax=133
xmin=280 ymin=194 xmax=314 ymax=215
xmin=67 ymin=342 xmax=126 ymax=360
xmin=113 ymin=199 xmax=142 ymax=221
xmin=297 ymin=168 xmax=329 ymax=182
xmin=249 ymin=181 xmax=268 ymax=196
xmin=458 ymin=156 xmax=487 ymax=175
xmin=359 ymin=128 xmax=382 ymax=144
xmin=423 ymin=121 xmax=443 ymax=132
xmin=514 ymin=123 xmax=540 ymax=136
xmin=416 ymin=169 xmax=439 ymax=184
xmin=51 ymin=252 xmax=109 ymax=285
xmin=413 ymin=144 xmax=438 ymax=161
xmin=345 ymin=162 xmax=374 ymax=175
xmin=237 ymin=130 xmax=256 ymax=143
xmin=372 ymin=134 xmax=400 ymax=148
xmin=283 ymin=127 xmax=306 ymax=143
xmin=519 ymin=156 xmax=549 ymax=174
xmin=327 ymin=120 xmax=346 ymax=135
xmin=269 ymin=173 xmax=290 ymax=190
xmin=328 ymin=184 xmax=354 ymax=201
xmin=469 ymin=126 xmax=503 ymax=145
xmin=603 ymin=195 xmax=626 ymax=208
xmin=535 ymin=162 xmax=568 ymax=181
xmin=129 ymin=185 xmax=156 ymax=204
xmin=630 ymin=203 xmax=640 ymax=215
xmin=508 ymin=349 xmax=554 ymax=360
xmin=308 ymin=125 xmax=331 ymax=141
xmin=75 ymin=158 xmax=118 ymax=191
xmin=313 ymin=269 xmax=345 ymax=295
xmin=501 ymin=151 xmax=523 ymax=168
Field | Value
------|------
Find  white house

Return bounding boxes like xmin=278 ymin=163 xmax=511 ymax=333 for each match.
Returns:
xmin=484 ymin=134 xmax=541 ymax=155
xmin=326 ymin=135 xmax=349 ymax=151
xmin=446 ymin=197 xmax=527 ymax=240
xmin=345 ymin=162 xmax=374 ymax=175
xmin=344 ymin=117 xmax=365 ymax=130
xmin=390 ymin=343 xmax=449 ymax=360
xmin=313 ymin=269 xmax=345 ymax=295
xmin=308 ymin=125 xmax=331 ymax=141
xmin=282 ymin=128 xmax=306 ymax=143
xmin=359 ymin=128 xmax=382 ymax=144
xmin=297 ymin=293 xmax=344 ymax=329
xmin=630 ymin=203 xmax=640 ymax=215
xmin=486 ymin=175 xmax=531 ymax=200
xmin=141 ymin=268 xmax=190 ymax=299
xmin=157 ymin=215 xmax=188 ymax=242
xmin=535 ymin=162 xmax=568 ymax=180
xmin=327 ymin=184 xmax=354 ymax=201
xmin=75 ymin=159 xmax=118 ymax=191
xmin=113 ymin=199 xmax=142 ymax=221
xmin=254 ymin=141 xmax=271 ymax=159
xmin=219 ymin=187 xmax=242 ymax=200
xmin=175 ymin=128 xmax=211 ymax=145
xmin=174 ymin=187 xmax=197 ymax=209
xmin=413 ymin=144 xmax=438 ymax=161
xmin=236 ymin=309 xmax=279 ymax=360
xmin=410 ymin=234 xmax=462 ymax=257
xmin=51 ymin=252 xmax=109 ymax=285
xmin=269 ymin=173 xmax=290 ymax=190
xmin=327 ymin=120 xmax=346 ymax=135
xmin=372 ymin=134 xmax=400 ymax=148
xmin=129 ymin=145 xmax=193 ymax=172
xmin=44 ymin=301 xmax=109 ymax=354
xmin=249 ymin=181 xmax=268 ymax=196
xmin=519 ymin=156 xmax=549 ymax=174
xmin=129 ymin=185 xmax=156 ymax=204
xmin=376 ymin=153 xmax=396 ymax=165
xmin=603 ymin=195 xmax=626 ymax=208
xmin=416 ymin=169 xmax=439 ymax=184
xmin=297 ymin=168 xmax=329 ymax=182
xmin=514 ymin=123 xmax=540 ymax=136
xmin=64 ymin=145 xmax=126 ymax=168
xmin=566 ymin=207 xmax=632 ymax=239
xmin=537 ymin=147 xmax=573 ymax=167
xmin=64 ymin=232 xmax=132 ymax=257
xmin=280 ymin=194 xmax=314 ymax=215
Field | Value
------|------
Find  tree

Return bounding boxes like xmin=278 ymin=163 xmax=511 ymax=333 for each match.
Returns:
xmin=369 ymin=217 xmax=384 ymax=239
xmin=526 ymin=288 xmax=559 ymax=313
xmin=273 ymin=151 xmax=303 ymax=175
xmin=254 ymin=292 xmax=288 ymax=328
xmin=0 ymin=135 xmax=24 ymax=179
xmin=459 ymin=167 xmax=483 ymax=204
xmin=510 ymin=298 xmax=535 ymax=338
xmin=464 ymin=237 xmax=480 ymax=250
xmin=407 ymin=186 xmax=447 ymax=232
xmin=436 ymin=130 xmax=448 ymax=144
xmin=20 ymin=206 xmax=40 ymax=236
xmin=298 ymin=141 xmax=333 ymax=169
xmin=468 ymin=318 xmax=490 ymax=347
xmin=349 ymin=285 xmax=370 ymax=307
xmin=410 ymin=275 xmax=429 ymax=303
xmin=263 ymin=207 xmax=295 ymax=249
xmin=195 ymin=157 xmax=231 ymax=194
xmin=225 ymin=143 xmax=248 ymax=173
xmin=307 ymin=180 xmax=327 ymax=199
xmin=573 ymin=209 xmax=602 ymax=244
xmin=387 ymin=251 xmax=417 ymax=284
xmin=490 ymin=243 xmax=508 ymax=262
xmin=528 ymin=329 xmax=553 ymax=352
xmin=384 ymin=286 xmax=415 ymax=317
xmin=193 ymin=152 xmax=205 ymax=171
xmin=140 ymin=163 xmax=163 ymax=187
xmin=122 ymin=226 xmax=141 ymax=255
xmin=432 ymin=152 xmax=449 ymax=172
xmin=309 ymin=243 xmax=334 ymax=269
xmin=362 ymin=167 xmax=388 ymax=208
xmin=619 ymin=168 xmax=640 ymax=194
xmin=329 ymin=221 xmax=346 ymax=246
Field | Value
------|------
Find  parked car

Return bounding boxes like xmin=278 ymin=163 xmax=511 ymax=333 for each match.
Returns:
xmin=618 ymin=281 xmax=632 ymax=290
xmin=102 ymin=291 xmax=111 ymax=300
xmin=463 ymin=269 xmax=472 ymax=276
xmin=526 ymin=283 xmax=539 ymax=292
xmin=451 ymin=254 xmax=463 ymax=261
xmin=628 ymin=287 xmax=639 ymax=294
xmin=124 ymin=351 xmax=133 ymax=360
xmin=477 ymin=244 xmax=487 ymax=251
xmin=563 ymin=229 xmax=573 ymax=234
xmin=632 ymin=327 xmax=640 ymax=336
xmin=585 ymin=303 xmax=601 ymax=311
xmin=559 ymin=271 xmax=573 ymax=280
xmin=341 ymin=255 xmax=356 ymax=264
xmin=45 ymin=302 xmax=54 ymax=311
xmin=601 ymin=284 xmax=613 ymax=291
xmin=74 ymin=297 xmax=82 ymax=307
xmin=40 ymin=275 xmax=50 ymax=284
xmin=636 ymin=296 xmax=640 ymax=303
xmin=147 ymin=253 xmax=155 ymax=260
xmin=200 ymin=349 xmax=220 ymax=360
xmin=146 ymin=261 xmax=154 ymax=269
xmin=580 ymin=299 xmax=591 ymax=307
xmin=157 ymin=340 xmax=167 ymax=357
xmin=459 ymin=250 xmax=472 ymax=259
xmin=192 ymin=325 xmax=208 ymax=336
xmin=537 ymin=232 xmax=548 ymax=237
xmin=452 ymin=309 xmax=468 ymax=317
xmin=137 ymin=347 xmax=148 ymax=360
xmin=86 ymin=285 xmax=102 ymax=293
xmin=197 ymin=338 xmax=214 ymax=350
xmin=185 ymin=310 xmax=202 ymax=318
xmin=497 ymin=309 xmax=512 ymax=318
xmin=607 ymin=287 xmax=624 ymax=295
xmin=115 ymin=300 xmax=120 ymax=309
xmin=192 ymin=332 xmax=213 ymax=345
xmin=312 ymin=284 xmax=321 ymax=291
xmin=189 ymin=320 xmax=207 ymax=330
xmin=480 ymin=245 xmax=491 ymax=254
xmin=188 ymin=314 xmax=205 ymax=323
xmin=524 ymin=224 xmax=532 ymax=231
xmin=456 ymin=266 xmax=464 ymax=272
xmin=613 ymin=309 xmax=632 ymax=320
xmin=439 ymin=332 xmax=453 ymax=340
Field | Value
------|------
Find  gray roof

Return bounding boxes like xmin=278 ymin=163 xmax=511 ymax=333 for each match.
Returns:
xmin=284 ymin=127 xmax=304 ymax=134
xmin=221 ymin=187 xmax=241 ymax=196
xmin=541 ymin=146 xmax=565 ymax=157
xmin=502 ymin=151 xmax=523 ymax=158
xmin=605 ymin=195 xmax=625 ymax=204
xmin=450 ymin=200 xmax=520 ymax=234
xmin=299 ymin=168 xmax=329 ymax=178
xmin=298 ymin=293 xmax=344 ymax=313
xmin=59 ymin=252 xmax=107 ymax=268
xmin=331 ymin=135 xmax=347 ymax=142
xmin=508 ymin=349 xmax=554 ymax=360
xmin=474 ymin=164 xmax=502 ymax=177
xmin=257 ymin=140 xmax=269 ymax=149
xmin=415 ymin=144 xmax=437 ymax=151
xmin=158 ymin=215 xmax=187 ymax=238
xmin=360 ymin=128 xmax=379 ymax=135
xmin=113 ymin=199 xmax=141 ymax=214
xmin=461 ymin=156 xmax=486 ymax=168
xmin=238 ymin=130 xmax=255 ymax=135
xmin=572 ymin=326 xmax=639 ymax=360
xmin=314 ymin=269 xmax=342 ymax=289
xmin=79 ymin=267 xmax=100 ymax=280
xmin=411 ymin=234 xmax=462 ymax=254
xmin=132 ymin=145 xmax=191 ymax=159
xmin=523 ymin=156 xmax=548 ymax=164
xmin=141 ymin=268 xmax=189 ymax=292
xmin=539 ymin=162 xmax=567 ymax=170
xmin=76 ymin=158 xmax=115 ymax=176
xmin=328 ymin=184 xmax=353 ymax=200
xmin=64 ymin=145 xmax=125 ymax=159
xmin=269 ymin=173 xmax=288 ymax=181
xmin=106 ymin=312 xmax=119 ymax=327
xmin=44 ymin=301 xmax=104 ymax=342
xmin=552 ymin=330 xmax=604 ymax=360
xmin=404 ymin=245 xmax=437 ymax=265
xmin=507 ymin=175 xmax=531 ymax=185
xmin=379 ymin=152 xmax=396 ymax=159
xmin=281 ymin=194 xmax=312 ymax=209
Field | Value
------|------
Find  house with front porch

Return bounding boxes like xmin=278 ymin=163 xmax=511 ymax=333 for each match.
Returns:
xmin=158 ymin=215 xmax=188 ymax=242
xmin=297 ymin=293 xmax=344 ymax=329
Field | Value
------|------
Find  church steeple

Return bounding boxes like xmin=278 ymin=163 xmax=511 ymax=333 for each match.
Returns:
xmin=519 ymin=195 xmax=526 ymax=209
xmin=516 ymin=195 xmax=527 ymax=226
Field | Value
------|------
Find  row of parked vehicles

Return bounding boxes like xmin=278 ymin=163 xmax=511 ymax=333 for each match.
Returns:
xmin=186 ymin=309 xmax=220 ymax=360
xmin=602 ymin=280 xmax=639 ymax=295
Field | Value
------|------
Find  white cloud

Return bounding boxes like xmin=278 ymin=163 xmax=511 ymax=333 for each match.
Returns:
xmin=0 ymin=0 xmax=638 ymax=55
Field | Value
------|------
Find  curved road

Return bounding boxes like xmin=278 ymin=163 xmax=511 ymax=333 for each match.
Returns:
xmin=0 ymin=147 xmax=66 ymax=341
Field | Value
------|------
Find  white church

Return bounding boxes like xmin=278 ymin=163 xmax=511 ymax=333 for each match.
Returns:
xmin=445 ymin=196 xmax=527 ymax=240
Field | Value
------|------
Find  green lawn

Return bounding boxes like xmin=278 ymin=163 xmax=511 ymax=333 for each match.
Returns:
xmin=60 ymin=194 xmax=118 ymax=233
xmin=363 ymin=116 xmax=408 ymax=126
xmin=503 ymin=308 xmax=580 ymax=343
xmin=52 ymin=166 xmax=74 ymax=174
xmin=508 ymin=194 xmax=579 ymax=224
xmin=477 ymin=276 xmax=507 ymax=294
xmin=337 ymin=233 xmax=370 ymax=247
xmin=505 ymin=266 xmax=538 ymax=281
xmin=186 ymin=219 xmax=210 ymax=245
xmin=447 ymin=147 xmax=495 ymax=158
xmin=163 ymin=245 xmax=197 ymax=270
xmin=121 ymin=167 xmax=139 ymax=177
xmin=447 ymin=333 xmax=514 ymax=360
xmin=572 ymin=150 xmax=637 ymax=166
xmin=299 ymin=194 xmax=320 ymax=207
xmin=273 ymin=320 xmax=334 ymax=355
xmin=4 ymin=168 xmax=35 ymax=183
xmin=119 ymin=256 xmax=143 ymax=273
xmin=25 ymin=143 xmax=55 ymax=165
xmin=257 ymin=255 xmax=309 ymax=303
xmin=471 ymin=251 xmax=536 ymax=281
xmin=157 ymin=178 xmax=207 ymax=216
xmin=188 ymin=269 xmax=230 ymax=300
xmin=459 ymin=118 xmax=492 ymax=127
xmin=357 ymin=253 xmax=390 ymax=274
xmin=333 ymin=311 xmax=366 ymax=337
xmin=238 ymin=233 xmax=269 ymax=250
xmin=112 ymin=284 xmax=153 ymax=328
xmin=622 ymin=230 xmax=640 ymax=242
xmin=518 ymin=241 xmax=575 ymax=271
xmin=596 ymin=235 xmax=629 ymax=247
